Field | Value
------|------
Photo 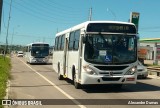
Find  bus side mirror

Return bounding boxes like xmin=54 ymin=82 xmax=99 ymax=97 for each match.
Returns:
xmin=136 ymin=33 xmax=139 ymax=39
xmin=82 ymin=36 xmax=86 ymax=43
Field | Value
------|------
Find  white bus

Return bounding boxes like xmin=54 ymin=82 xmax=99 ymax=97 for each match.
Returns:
xmin=52 ymin=21 xmax=138 ymax=89
xmin=25 ymin=42 xmax=50 ymax=64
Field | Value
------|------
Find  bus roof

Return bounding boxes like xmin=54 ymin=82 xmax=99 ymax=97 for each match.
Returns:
xmin=55 ymin=21 xmax=136 ymax=36
xmin=27 ymin=42 xmax=49 ymax=46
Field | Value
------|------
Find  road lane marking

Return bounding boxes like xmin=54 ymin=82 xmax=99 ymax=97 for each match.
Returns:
xmin=18 ymin=58 xmax=86 ymax=108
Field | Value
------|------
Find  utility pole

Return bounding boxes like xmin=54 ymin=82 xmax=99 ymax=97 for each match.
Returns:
xmin=5 ymin=0 xmax=12 ymax=54
xmin=10 ymin=25 xmax=20 ymax=52
xmin=88 ymin=7 xmax=92 ymax=21
xmin=0 ymin=0 xmax=3 ymax=33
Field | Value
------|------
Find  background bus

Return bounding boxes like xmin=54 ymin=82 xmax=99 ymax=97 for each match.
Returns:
xmin=52 ymin=21 xmax=138 ymax=89
xmin=25 ymin=42 xmax=50 ymax=64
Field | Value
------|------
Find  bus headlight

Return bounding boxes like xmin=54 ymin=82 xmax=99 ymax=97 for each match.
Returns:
xmin=125 ymin=66 xmax=137 ymax=75
xmin=83 ymin=65 xmax=97 ymax=75
xmin=30 ymin=56 xmax=34 ymax=59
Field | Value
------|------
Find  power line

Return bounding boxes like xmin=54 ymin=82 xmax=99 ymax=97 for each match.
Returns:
xmin=21 ymin=0 xmax=84 ymax=18
xmin=139 ymin=26 xmax=160 ymax=32
xmin=47 ymin=0 xmax=84 ymax=12
xmin=1 ymin=31 xmax=54 ymax=40
xmin=140 ymin=30 xmax=160 ymax=33
xmin=4 ymin=0 xmax=84 ymax=24
xmin=140 ymin=26 xmax=160 ymax=30
xmin=39 ymin=0 xmax=83 ymax=14
xmin=107 ymin=8 xmax=116 ymax=21
xmin=12 ymin=0 xmax=85 ymax=23
xmin=1 ymin=31 xmax=55 ymax=46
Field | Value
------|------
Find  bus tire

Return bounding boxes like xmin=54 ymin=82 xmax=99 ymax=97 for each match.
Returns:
xmin=58 ymin=63 xmax=63 ymax=80
xmin=72 ymin=68 xmax=81 ymax=89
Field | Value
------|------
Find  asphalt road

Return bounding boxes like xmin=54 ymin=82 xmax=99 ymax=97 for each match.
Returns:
xmin=7 ymin=55 xmax=160 ymax=108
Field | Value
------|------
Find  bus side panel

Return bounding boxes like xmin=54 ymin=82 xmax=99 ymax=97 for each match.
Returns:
xmin=25 ymin=52 xmax=30 ymax=63
xmin=66 ymin=51 xmax=79 ymax=80
xmin=52 ymin=51 xmax=64 ymax=74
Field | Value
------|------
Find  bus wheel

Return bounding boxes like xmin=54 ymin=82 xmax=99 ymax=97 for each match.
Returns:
xmin=73 ymin=73 xmax=81 ymax=89
xmin=58 ymin=63 xmax=63 ymax=80
xmin=58 ymin=72 xmax=63 ymax=80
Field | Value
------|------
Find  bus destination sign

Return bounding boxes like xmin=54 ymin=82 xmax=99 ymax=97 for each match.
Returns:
xmin=87 ymin=23 xmax=137 ymax=34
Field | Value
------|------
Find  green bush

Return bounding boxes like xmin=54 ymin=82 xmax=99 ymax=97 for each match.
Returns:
xmin=0 ymin=56 xmax=11 ymax=108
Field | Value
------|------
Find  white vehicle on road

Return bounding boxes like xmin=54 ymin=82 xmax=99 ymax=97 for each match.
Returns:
xmin=25 ymin=42 xmax=50 ymax=64
xmin=53 ymin=21 xmax=139 ymax=89
xmin=17 ymin=51 xmax=24 ymax=57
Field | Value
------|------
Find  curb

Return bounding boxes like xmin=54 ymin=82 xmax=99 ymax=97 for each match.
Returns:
xmin=4 ymin=80 xmax=10 ymax=108
xmin=148 ymin=75 xmax=160 ymax=80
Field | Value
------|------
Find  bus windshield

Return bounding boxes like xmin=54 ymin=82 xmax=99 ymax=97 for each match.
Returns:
xmin=31 ymin=44 xmax=49 ymax=57
xmin=84 ymin=34 xmax=137 ymax=64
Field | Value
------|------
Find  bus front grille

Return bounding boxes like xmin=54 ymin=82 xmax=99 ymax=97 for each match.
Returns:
xmin=95 ymin=66 xmax=128 ymax=71
xmin=34 ymin=57 xmax=45 ymax=58
xmin=99 ymin=72 xmax=123 ymax=75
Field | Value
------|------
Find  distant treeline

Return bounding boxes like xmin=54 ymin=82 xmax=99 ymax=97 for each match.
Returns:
xmin=0 ymin=45 xmax=25 ymax=54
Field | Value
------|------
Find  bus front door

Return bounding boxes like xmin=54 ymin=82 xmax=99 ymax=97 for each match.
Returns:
xmin=63 ymin=38 xmax=68 ymax=77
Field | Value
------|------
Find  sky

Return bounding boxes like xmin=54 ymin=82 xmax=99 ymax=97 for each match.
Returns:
xmin=0 ymin=0 xmax=160 ymax=46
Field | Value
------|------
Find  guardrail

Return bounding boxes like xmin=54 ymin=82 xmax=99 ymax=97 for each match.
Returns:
xmin=147 ymin=67 xmax=160 ymax=76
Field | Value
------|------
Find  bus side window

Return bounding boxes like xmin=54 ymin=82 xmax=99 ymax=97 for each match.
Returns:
xmin=58 ymin=36 xmax=62 ymax=51
xmin=74 ymin=30 xmax=80 ymax=50
xmin=61 ymin=35 xmax=65 ymax=50
xmin=68 ymin=32 xmax=74 ymax=50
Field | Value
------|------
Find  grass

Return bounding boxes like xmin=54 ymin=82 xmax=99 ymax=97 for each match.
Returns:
xmin=0 ymin=55 xmax=11 ymax=108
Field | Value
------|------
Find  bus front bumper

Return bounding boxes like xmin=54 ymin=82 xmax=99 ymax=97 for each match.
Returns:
xmin=80 ymin=73 xmax=137 ymax=85
xmin=30 ymin=58 xmax=48 ymax=63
